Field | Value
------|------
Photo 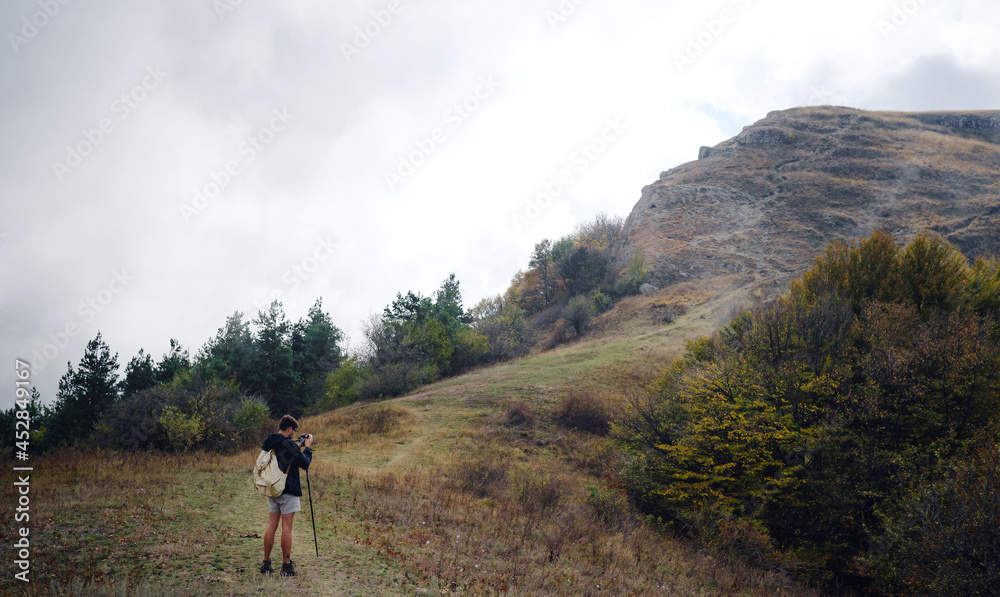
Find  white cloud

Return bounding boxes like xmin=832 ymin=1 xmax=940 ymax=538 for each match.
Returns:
xmin=1 ymin=0 xmax=998 ymax=408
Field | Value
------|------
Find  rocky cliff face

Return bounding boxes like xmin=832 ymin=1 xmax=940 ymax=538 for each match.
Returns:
xmin=622 ymin=107 xmax=1000 ymax=294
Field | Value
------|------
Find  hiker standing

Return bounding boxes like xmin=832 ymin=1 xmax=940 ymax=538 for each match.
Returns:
xmin=260 ymin=415 xmax=313 ymax=577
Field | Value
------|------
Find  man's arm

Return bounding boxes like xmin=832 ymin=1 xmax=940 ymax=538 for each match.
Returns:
xmin=282 ymin=438 xmax=312 ymax=470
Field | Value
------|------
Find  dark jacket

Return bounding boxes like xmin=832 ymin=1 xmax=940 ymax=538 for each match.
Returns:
xmin=262 ymin=433 xmax=312 ymax=497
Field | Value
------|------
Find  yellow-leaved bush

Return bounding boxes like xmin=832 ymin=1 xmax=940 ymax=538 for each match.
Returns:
xmin=614 ymin=231 xmax=1000 ymax=592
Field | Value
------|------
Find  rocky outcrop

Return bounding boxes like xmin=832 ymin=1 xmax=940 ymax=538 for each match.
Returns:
xmin=913 ymin=113 xmax=1000 ymax=131
xmin=621 ymin=107 xmax=1000 ymax=293
xmin=736 ymin=126 xmax=795 ymax=146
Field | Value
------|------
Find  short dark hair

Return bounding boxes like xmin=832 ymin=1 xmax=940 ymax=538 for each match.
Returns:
xmin=278 ymin=415 xmax=299 ymax=431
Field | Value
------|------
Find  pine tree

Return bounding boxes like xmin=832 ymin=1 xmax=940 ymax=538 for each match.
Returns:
xmin=121 ymin=348 xmax=157 ymax=398
xmin=251 ymin=301 xmax=299 ymax=414
xmin=195 ymin=312 xmax=256 ymax=384
xmin=48 ymin=331 xmax=120 ymax=444
xmin=155 ymin=339 xmax=191 ymax=384
xmin=529 ymin=240 xmax=556 ymax=307
xmin=291 ymin=298 xmax=344 ymax=403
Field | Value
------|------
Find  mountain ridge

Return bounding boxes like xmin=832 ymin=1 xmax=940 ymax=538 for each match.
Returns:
xmin=621 ymin=106 xmax=1000 ymax=296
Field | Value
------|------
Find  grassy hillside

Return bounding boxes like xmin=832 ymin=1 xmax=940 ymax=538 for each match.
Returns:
xmin=0 ymin=279 xmax=822 ymax=596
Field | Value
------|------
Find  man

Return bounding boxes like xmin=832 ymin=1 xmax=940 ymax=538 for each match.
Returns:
xmin=260 ymin=414 xmax=313 ymax=577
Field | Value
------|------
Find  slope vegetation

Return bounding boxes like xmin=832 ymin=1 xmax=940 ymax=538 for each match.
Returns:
xmin=0 ymin=280 xmax=820 ymax=596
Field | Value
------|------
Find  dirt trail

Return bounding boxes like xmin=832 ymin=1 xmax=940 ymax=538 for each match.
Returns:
xmin=382 ymin=428 xmax=431 ymax=469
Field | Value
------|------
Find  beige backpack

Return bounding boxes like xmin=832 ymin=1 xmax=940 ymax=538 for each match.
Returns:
xmin=253 ymin=448 xmax=292 ymax=497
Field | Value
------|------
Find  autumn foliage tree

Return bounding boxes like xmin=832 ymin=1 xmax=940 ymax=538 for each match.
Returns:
xmin=507 ymin=213 xmax=634 ymax=318
xmin=615 ymin=231 xmax=1000 ymax=591
xmin=867 ymin=432 xmax=1000 ymax=595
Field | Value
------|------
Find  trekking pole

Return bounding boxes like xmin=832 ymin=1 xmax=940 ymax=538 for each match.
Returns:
xmin=305 ymin=468 xmax=319 ymax=557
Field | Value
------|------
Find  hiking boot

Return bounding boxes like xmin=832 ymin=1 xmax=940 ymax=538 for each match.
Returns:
xmin=259 ymin=560 xmax=274 ymax=574
xmin=280 ymin=560 xmax=297 ymax=577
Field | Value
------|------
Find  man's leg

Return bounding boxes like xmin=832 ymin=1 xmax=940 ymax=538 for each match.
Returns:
xmin=280 ymin=512 xmax=295 ymax=563
xmin=263 ymin=511 xmax=280 ymax=561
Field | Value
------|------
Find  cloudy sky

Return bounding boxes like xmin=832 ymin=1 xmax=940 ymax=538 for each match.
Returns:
xmin=2 ymin=0 xmax=998 ymax=410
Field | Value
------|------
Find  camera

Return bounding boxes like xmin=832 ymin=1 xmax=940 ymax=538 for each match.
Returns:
xmin=295 ymin=433 xmax=310 ymax=445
